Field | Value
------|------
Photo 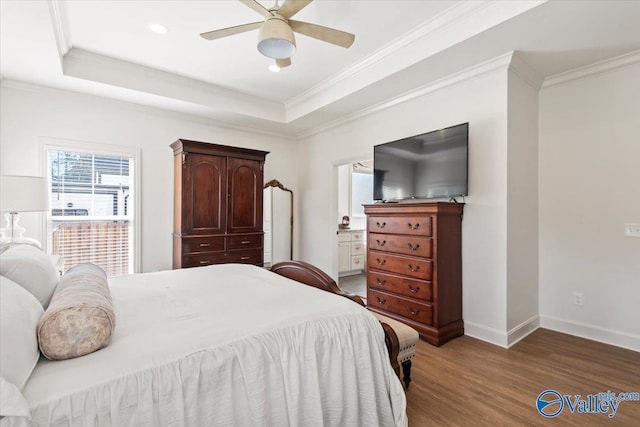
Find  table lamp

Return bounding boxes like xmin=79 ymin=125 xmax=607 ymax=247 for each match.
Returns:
xmin=0 ymin=175 xmax=49 ymax=248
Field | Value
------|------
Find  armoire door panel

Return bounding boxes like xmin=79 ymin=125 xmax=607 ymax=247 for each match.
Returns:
xmin=188 ymin=153 xmax=226 ymax=234
xmin=228 ymin=158 xmax=262 ymax=233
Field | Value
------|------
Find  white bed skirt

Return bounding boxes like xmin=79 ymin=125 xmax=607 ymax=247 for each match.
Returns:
xmin=3 ymin=264 xmax=407 ymax=427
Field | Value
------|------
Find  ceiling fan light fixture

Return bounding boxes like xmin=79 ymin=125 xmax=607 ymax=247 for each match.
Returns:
xmin=257 ymin=15 xmax=296 ymax=59
xmin=268 ymin=63 xmax=281 ymax=72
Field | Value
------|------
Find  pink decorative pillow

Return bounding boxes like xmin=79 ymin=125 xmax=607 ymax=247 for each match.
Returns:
xmin=37 ymin=263 xmax=115 ymax=360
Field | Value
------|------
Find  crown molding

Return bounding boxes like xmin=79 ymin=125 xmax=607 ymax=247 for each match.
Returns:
xmin=48 ymin=0 xmax=71 ymax=61
xmin=285 ymin=1 xmax=545 ymax=122
xmin=296 ymin=52 xmax=514 ymax=140
xmin=285 ymin=1 xmax=484 ymax=110
xmin=542 ymin=49 xmax=640 ymax=88
xmin=508 ymin=52 xmax=543 ymax=90
xmin=0 ymin=79 xmax=297 ymax=141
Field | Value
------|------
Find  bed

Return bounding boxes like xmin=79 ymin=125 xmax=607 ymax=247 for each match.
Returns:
xmin=0 ymin=254 xmax=407 ymax=427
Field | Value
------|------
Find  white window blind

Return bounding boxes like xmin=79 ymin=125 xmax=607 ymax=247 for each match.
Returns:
xmin=47 ymin=149 xmax=135 ymax=277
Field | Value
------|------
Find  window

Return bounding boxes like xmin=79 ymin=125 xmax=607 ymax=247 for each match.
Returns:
xmin=350 ymin=164 xmax=374 ymax=217
xmin=46 ymin=147 xmax=136 ymax=277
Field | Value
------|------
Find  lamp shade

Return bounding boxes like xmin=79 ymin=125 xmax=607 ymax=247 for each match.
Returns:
xmin=0 ymin=175 xmax=49 ymax=212
xmin=257 ymin=16 xmax=296 ymax=59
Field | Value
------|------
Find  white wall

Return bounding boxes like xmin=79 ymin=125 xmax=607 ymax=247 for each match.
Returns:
xmin=506 ymin=69 xmax=539 ymax=342
xmin=0 ymin=81 xmax=299 ymax=273
xmin=539 ymin=62 xmax=640 ymax=351
xmin=298 ymin=67 xmax=510 ymax=341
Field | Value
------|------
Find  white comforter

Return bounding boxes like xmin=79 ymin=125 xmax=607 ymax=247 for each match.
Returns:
xmin=4 ymin=264 xmax=407 ymax=427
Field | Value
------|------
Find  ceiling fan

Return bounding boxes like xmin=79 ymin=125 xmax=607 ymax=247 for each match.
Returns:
xmin=200 ymin=0 xmax=355 ymax=69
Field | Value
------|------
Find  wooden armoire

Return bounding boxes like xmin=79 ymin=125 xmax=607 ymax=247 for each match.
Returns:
xmin=171 ymin=140 xmax=268 ymax=269
xmin=364 ymin=202 xmax=464 ymax=346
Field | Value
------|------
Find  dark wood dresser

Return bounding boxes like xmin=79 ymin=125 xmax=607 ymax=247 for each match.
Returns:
xmin=171 ymin=140 xmax=268 ymax=269
xmin=364 ymin=202 xmax=464 ymax=346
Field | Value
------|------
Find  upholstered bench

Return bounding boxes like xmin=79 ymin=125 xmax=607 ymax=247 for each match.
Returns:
xmin=370 ymin=312 xmax=419 ymax=388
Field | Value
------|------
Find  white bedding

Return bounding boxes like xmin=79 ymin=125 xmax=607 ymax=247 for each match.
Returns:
xmin=3 ymin=264 xmax=407 ymax=427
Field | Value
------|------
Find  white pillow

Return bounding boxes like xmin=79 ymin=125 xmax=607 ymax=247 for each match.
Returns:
xmin=0 ymin=244 xmax=59 ymax=308
xmin=0 ymin=275 xmax=43 ymax=391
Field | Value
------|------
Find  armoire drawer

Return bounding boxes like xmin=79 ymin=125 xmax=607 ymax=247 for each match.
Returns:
xmin=226 ymin=234 xmax=263 ymax=250
xmin=367 ymin=270 xmax=432 ymax=301
xmin=222 ymin=249 xmax=263 ymax=264
xmin=181 ymin=236 xmax=225 ymax=254
xmin=368 ymin=289 xmax=433 ymax=326
xmin=183 ymin=249 xmax=262 ymax=267
xmin=368 ymin=216 xmax=432 ymax=236
xmin=368 ymin=233 xmax=432 ymax=258
xmin=368 ymin=251 xmax=432 ymax=280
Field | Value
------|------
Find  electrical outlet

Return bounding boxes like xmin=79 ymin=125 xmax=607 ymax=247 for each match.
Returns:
xmin=624 ymin=223 xmax=640 ymax=237
xmin=573 ymin=292 xmax=584 ymax=307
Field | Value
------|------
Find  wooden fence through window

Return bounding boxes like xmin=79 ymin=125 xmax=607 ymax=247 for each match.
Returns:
xmin=51 ymin=220 xmax=130 ymax=277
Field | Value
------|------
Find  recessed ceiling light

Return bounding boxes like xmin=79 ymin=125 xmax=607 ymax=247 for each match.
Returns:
xmin=268 ymin=64 xmax=281 ymax=73
xmin=149 ymin=24 xmax=168 ymax=35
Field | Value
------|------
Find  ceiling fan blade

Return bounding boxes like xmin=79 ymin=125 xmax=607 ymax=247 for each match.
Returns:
xmin=276 ymin=57 xmax=292 ymax=68
xmin=239 ymin=0 xmax=273 ymax=18
xmin=277 ymin=0 xmax=313 ymax=19
xmin=289 ymin=20 xmax=355 ymax=48
xmin=200 ymin=22 xmax=263 ymax=40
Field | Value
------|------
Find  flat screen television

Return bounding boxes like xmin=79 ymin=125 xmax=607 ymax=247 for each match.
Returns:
xmin=373 ymin=122 xmax=468 ymax=201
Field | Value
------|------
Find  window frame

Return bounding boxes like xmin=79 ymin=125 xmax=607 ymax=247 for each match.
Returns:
xmin=40 ymin=138 xmax=141 ymax=274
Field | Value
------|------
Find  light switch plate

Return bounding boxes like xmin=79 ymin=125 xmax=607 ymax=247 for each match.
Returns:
xmin=624 ymin=223 xmax=640 ymax=238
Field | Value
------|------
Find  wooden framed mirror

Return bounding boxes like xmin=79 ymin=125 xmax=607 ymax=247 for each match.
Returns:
xmin=263 ymin=179 xmax=293 ymax=267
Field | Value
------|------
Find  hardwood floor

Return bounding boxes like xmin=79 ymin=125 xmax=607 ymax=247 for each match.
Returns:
xmin=405 ymin=328 xmax=640 ymax=426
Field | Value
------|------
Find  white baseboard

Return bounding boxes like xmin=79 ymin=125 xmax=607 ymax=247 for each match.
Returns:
xmin=540 ymin=315 xmax=640 ymax=353
xmin=464 ymin=321 xmax=508 ymax=348
xmin=507 ymin=315 xmax=540 ymax=348
xmin=464 ymin=316 xmax=540 ymax=349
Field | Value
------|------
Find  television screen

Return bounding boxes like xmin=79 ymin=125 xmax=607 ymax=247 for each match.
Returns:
xmin=374 ymin=123 xmax=468 ymax=201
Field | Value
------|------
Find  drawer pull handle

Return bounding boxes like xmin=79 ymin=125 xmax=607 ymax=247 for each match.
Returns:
xmin=408 ymin=284 xmax=420 ymax=293
xmin=407 ymin=243 xmax=420 ymax=251
xmin=199 ymin=260 xmax=211 ymax=265
xmin=199 ymin=243 xmax=211 ymax=247
xmin=354 ymin=245 xmax=361 ymax=250
xmin=376 ymin=297 xmax=387 ymax=305
xmin=240 ymin=256 xmax=251 ymax=260
xmin=376 ymin=239 xmax=386 ymax=246
xmin=376 ymin=258 xmax=387 ymax=266
xmin=241 ymin=240 xmax=252 ymax=244
xmin=354 ymin=259 xmax=360 ymax=264
xmin=409 ymin=308 xmax=421 ymax=316
xmin=408 ymin=264 xmax=420 ymax=272
xmin=376 ymin=278 xmax=387 ymax=286
xmin=376 ymin=221 xmax=386 ymax=228
xmin=408 ymin=222 xmax=420 ymax=230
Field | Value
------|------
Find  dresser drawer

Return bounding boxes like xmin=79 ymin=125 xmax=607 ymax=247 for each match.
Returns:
xmin=351 ymin=255 xmax=364 ymax=271
xmin=226 ymin=234 xmax=263 ymax=250
xmin=181 ymin=236 xmax=225 ymax=253
xmin=368 ymin=289 xmax=433 ymax=326
xmin=351 ymin=241 xmax=365 ymax=255
xmin=368 ymin=251 xmax=432 ymax=280
xmin=351 ymin=231 xmax=364 ymax=242
xmin=368 ymin=270 xmax=432 ymax=301
xmin=369 ymin=233 xmax=432 ymax=258
xmin=368 ymin=216 xmax=432 ymax=236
